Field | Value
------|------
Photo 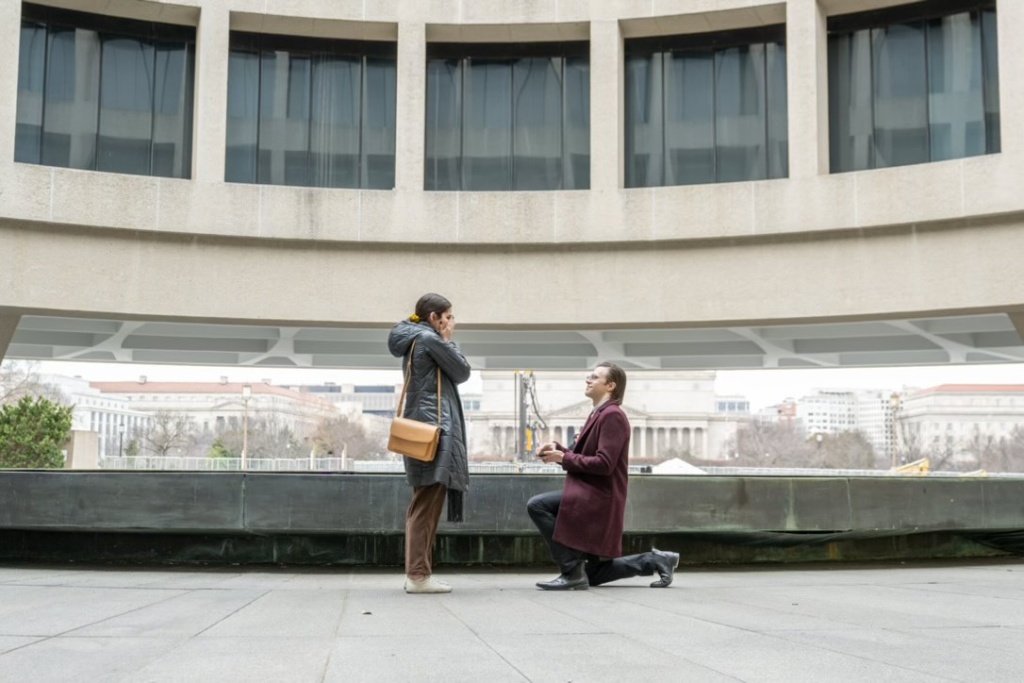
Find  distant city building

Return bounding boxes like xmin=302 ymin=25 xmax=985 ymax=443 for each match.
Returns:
xmin=90 ymin=379 xmax=339 ymax=441
xmin=290 ymin=383 xmax=399 ymax=417
xmin=466 ymin=370 xmax=745 ymax=461
xmin=791 ymin=388 xmax=902 ymax=466
xmin=716 ymin=396 xmax=750 ymax=415
xmin=898 ymin=385 xmax=1024 ymax=467
xmin=757 ymin=400 xmax=798 ymax=426
xmin=43 ymin=374 xmax=152 ymax=456
xmin=854 ymin=390 xmax=902 ymax=468
xmin=796 ymin=390 xmax=857 ymax=436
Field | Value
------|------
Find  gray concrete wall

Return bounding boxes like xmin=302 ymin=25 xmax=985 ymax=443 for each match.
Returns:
xmin=2 ymin=471 xmax=1022 ymax=536
xmin=0 ymin=314 xmax=18 ymax=360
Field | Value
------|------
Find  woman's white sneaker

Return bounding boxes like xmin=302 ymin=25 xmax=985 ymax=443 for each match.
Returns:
xmin=404 ymin=576 xmax=452 ymax=594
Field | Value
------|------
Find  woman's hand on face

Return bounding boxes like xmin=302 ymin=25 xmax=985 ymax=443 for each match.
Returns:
xmin=439 ymin=317 xmax=455 ymax=342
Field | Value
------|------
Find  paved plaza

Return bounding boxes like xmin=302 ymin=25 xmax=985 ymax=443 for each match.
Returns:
xmin=0 ymin=559 xmax=1022 ymax=682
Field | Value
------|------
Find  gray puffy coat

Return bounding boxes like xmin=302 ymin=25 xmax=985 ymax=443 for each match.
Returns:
xmin=388 ymin=320 xmax=472 ymax=493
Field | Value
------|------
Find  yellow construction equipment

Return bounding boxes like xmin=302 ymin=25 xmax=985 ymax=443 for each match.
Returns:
xmin=893 ymin=458 xmax=930 ymax=475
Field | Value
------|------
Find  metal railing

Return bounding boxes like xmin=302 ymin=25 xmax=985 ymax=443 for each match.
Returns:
xmin=96 ymin=456 xmax=1024 ymax=477
xmin=99 ymin=456 xmax=565 ymax=474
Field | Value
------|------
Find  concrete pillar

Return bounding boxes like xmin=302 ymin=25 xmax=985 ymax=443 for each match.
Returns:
xmin=996 ymin=0 xmax=1024 ymax=154
xmin=394 ymin=21 xmax=426 ymax=192
xmin=65 ymin=430 xmax=100 ymax=469
xmin=192 ymin=6 xmax=231 ymax=182
xmin=0 ymin=314 xmax=20 ymax=361
xmin=0 ymin=1 xmax=21 ymax=162
xmin=589 ymin=20 xmax=624 ymax=190
xmin=786 ymin=0 xmax=829 ymax=177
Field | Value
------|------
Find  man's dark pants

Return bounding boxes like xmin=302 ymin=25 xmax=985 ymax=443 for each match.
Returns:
xmin=526 ymin=490 xmax=661 ymax=586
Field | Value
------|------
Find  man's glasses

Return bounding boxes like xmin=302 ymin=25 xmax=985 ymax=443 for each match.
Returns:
xmin=586 ymin=374 xmax=604 ymax=382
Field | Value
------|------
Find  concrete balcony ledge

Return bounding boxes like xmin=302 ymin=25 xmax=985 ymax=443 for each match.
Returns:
xmin=1 ymin=471 xmax=1022 ymax=566
xmin=3 ymin=154 xmax=1023 ymax=246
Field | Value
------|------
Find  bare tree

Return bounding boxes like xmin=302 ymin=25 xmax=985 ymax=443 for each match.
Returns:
xmin=725 ymin=423 xmax=877 ymax=470
xmin=896 ymin=419 xmax=927 ymax=466
xmin=955 ymin=427 xmax=995 ymax=471
xmin=311 ymin=413 xmax=385 ymax=460
xmin=487 ymin=425 xmax=517 ymax=459
xmin=1 ymin=360 xmax=66 ymax=405
xmin=139 ymin=411 xmax=196 ymax=457
xmin=728 ymin=421 xmax=812 ymax=467
xmin=979 ymin=426 xmax=1024 ymax=473
xmin=818 ymin=431 xmax=876 ymax=470
xmin=246 ymin=413 xmax=301 ymax=459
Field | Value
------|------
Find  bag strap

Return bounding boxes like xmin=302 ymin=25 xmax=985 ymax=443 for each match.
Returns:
xmin=396 ymin=339 xmax=441 ymax=426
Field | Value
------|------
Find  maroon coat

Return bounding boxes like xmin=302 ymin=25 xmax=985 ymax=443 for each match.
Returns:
xmin=552 ymin=401 xmax=631 ymax=558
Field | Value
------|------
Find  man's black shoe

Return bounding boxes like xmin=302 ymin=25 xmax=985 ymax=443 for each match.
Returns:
xmin=536 ymin=562 xmax=588 ymax=591
xmin=650 ymin=548 xmax=679 ymax=588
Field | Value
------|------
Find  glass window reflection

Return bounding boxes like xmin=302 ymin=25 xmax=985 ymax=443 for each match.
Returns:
xmin=15 ymin=4 xmax=194 ymax=179
xmin=425 ymin=59 xmax=462 ymax=191
xmin=424 ymin=42 xmax=590 ymax=191
xmin=225 ymin=33 xmax=396 ymax=190
xmin=828 ymin=1 xmax=999 ymax=173
xmin=463 ymin=59 xmax=512 ymax=191
xmin=15 ymin=22 xmax=47 ymax=164
xmin=624 ymin=27 xmax=788 ymax=188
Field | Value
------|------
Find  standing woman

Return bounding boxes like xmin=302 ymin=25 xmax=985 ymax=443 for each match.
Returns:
xmin=388 ymin=293 xmax=472 ymax=594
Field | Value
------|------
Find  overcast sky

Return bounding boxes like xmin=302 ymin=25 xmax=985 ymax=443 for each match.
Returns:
xmin=33 ymin=360 xmax=1024 ymax=412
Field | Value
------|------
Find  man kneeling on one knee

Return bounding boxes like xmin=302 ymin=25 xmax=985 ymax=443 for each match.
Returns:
xmin=526 ymin=362 xmax=679 ymax=590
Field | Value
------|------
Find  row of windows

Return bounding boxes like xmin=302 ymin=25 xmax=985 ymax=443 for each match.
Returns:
xmin=13 ymin=1 xmax=1001 ymax=190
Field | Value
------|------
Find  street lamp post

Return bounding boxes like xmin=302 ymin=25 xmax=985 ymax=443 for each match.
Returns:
xmin=816 ymin=433 xmax=824 ymax=469
xmin=241 ymin=385 xmax=252 ymax=470
xmin=118 ymin=422 xmax=126 ymax=458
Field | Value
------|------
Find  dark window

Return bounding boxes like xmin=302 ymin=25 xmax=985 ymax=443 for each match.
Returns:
xmin=425 ymin=42 xmax=590 ymax=191
xmin=624 ymin=26 xmax=788 ymax=188
xmin=15 ymin=3 xmax=194 ymax=178
xmin=828 ymin=0 xmax=998 ymax=172
xmin=225 ymin=33 xmax=396 ymax=189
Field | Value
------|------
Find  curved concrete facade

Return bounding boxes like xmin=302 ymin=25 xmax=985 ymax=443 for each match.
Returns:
xmin=2 ymin=0 xmax=1024 ymax=369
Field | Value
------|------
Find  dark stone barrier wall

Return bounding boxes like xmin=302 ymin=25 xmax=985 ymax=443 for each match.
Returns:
xmin=1 ymin=472 xmax=1022 ymax=566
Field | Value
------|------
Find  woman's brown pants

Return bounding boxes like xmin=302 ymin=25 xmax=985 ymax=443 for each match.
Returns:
xmin=405 ymin=483 xmax=447 ymax=579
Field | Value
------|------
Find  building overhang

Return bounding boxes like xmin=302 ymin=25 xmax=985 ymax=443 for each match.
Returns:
xmin=5 ymin=312 xmax=1023 ymax=372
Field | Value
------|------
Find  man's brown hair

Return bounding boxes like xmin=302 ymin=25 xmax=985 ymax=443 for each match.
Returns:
xmin=596 ymin=361 xmax=627 ymax=402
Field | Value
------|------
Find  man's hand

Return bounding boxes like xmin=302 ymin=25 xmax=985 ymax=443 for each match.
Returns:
xmin=539 ymin=449 xmax=564 ymax=465
xmin=537 ymin=440 xmax=557 ymax=454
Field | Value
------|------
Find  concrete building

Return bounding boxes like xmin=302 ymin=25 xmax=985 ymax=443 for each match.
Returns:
xmin=90 ymin=380 xmax=339 ymax=443
xmin=3 ymin=0 xmax=1024 ymax=378
xmin=788 ymin=388 xmax=902 ymax=465
xmin=854 ymin=389 xmax=901 ymax=468
xmin=796 ymin=389 xmax=857 ymax=436
xmin=42 ymin=374 xmax=152 ymax=457
xmin=468 ymin=370 xmax=743 ymax=461
xmin=716 ymin=396 xmax=751 ymax=416
xmin=757 ymin=400 xmax=799 ymax=426
xmin=288 ymin=383 xmax=399 ymax=418
xmin=898 ymin=384 xmax=1024 ymax=466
